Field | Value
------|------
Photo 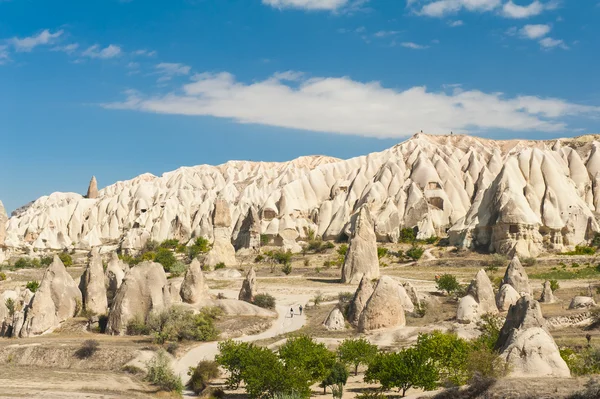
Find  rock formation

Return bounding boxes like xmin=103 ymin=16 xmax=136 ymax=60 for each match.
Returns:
xmin=457 ymin=269 xmax=499 ymax=323
xmin=497 ymin=284 xmax=521 ymax=311
xmin=568 ymin=296 xmax=596 ymax=309
xmin=180 ymin=259 xmax=210 ymax=304
xmin=358 ymin=276 xmax=406 ymax=332
xmin=86 ymin=176 xmax=99 ymax=199
xmin=204 ymin=198 xmax=237 ymax=269
xmin=238 ymin=267 xmax=257 ymax=303
xmin=105 ymin=252 xmax=128 ymax=305
xmin=540 ymin=281 xmax=556 ymax=304
xmin=80 ymin=249 xmax=108 ymax=315
xmin=347 ymin=275 xmax=374 ymax=326
xmin=233 ymin=207 xmax=260 ymax=250
xmin=397 ymin=284 xmax=415 ymax=313
xmin=502 ymin=256 xmax=532 ymax=296
xmin=6 ymin=134 xmax=600 ymax=256
xmin=20 ymin=255 xmax=82 ymax=337
xmin=0 ymin=200 xmax=7 ymax=246
xmin=403 ymin=282 xmax=421 ymax=309
xmin=323 ymin=308 xmax=345 ymax=331
xmin=341 ymin=206 xmax=380 ymax=284
xmin=106 ymin=261 xmax=170 ymax=335
xmin=495 ymin=296 xmax=570 ymax=377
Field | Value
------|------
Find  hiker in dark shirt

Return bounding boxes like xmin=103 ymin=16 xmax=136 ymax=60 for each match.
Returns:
xmin=299 ymin=305 xmax=303 ymax=315
xmin=290 ymin=307 xmax=294 ymax=318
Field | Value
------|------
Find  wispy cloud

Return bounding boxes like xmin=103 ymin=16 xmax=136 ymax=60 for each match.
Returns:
xmin=262 ymin=0 xmax=350 ymax=11
xmin=539 ymin=36 xmax=568 ymax=49
xmin=374 ymin=30 xmax=400 ymax=38
xmin=520 ymin=24 xmax=551 ymax=39
xmin=51 ymin=43 xmax=79 ymax=54
xmin=0 ymin=45 xmax=9 ymax=65
xmin=502 ymin=0 xmax=555 ymax=19
xmin=416 ymin=0 xmax=501 ymax=18
xmin=134 ymin=49 xmax=157 ymax=57
xmin=412 ymin=0 xmax=556 ymax=19
xmin=83 ymin=44 xmax=122 ymax=59
xmin=400 ymin=41 xmax=429 ymax=49
xmin=103 ymin=71 xmax=600 ymax=138
xmin=448 ymin=20 xmax=464 ymax=27
xmin=9 ymin=29 xmax=63 ymax=52
xmin=155 ymin=62 xmax=191 ymax=82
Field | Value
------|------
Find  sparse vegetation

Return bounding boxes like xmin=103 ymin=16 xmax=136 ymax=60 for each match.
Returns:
xmin=187 ymin=360 xmax=221 ymax=394
xmin=26 ymin=280 xmax=40 ymax=293
xmin=188 ymin=236 xmax=211 ymax=260
xmin=14 ymin=257 xmax=41 ymax=269
xmin=399 ymin=228 xmax=416 ymax=243
xmin=145 ymin=350 xmax=184 ymax=394
xmin=561 ymin=245 xmax=596 ymax=255
xmin=0 ymin=272 xmax=6 ymax=281
xmin=58 ymin=252 xmax=73 ymax=267
xmin=521 ymin=257 xmax=537 ymax=266
xmin=214 ymin=262 xmax=226 ymax=270
xmin=406 ymin=245 xmax=424 ymax=261
xmin=530 ymin=264 xmax=600 ymax=280
xmin=5 ymin=298 xmax=15 ymax=317
xmin=74 ymin=339 xmax=99 ymax=359
xmin=253 ymin=293 xmax=276 ymax=310
xmin=377 ymin=247 xmax=389 ymax=259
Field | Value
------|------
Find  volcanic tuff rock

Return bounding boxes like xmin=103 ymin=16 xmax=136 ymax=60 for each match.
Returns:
xmin=347 ymin=276 xmax=374 ymax=326
xmin=204 ymin=197 xmax=237 ymax=268
xmin=568 ymin=296 xmax=596 ymax=309
xmin=497 ymin=283 xmax=521 ymax=311
xmin=106 ymin=261 xmax=171 ymax=335
xmin=540 ymin=281 xmax=556 ymax=304
xmin=457 ymin=269 xmax=498 ymax=323
xmin=341 ymin=206 xmax=380 ymax=284
xmin=20 ymin=255 xmax=82 ymax=337
xmin=105 ymin=252 xmax=129 ymax=305
xmin=502 ymin=256 xmax=532 ymax=296
xmin=0 ymin=200 xmax=7 ymax=246
xmin=180 ymin=259 xmax=210 ymax=304
xmin=238 ymin=267 xmax=257 ymax=303
xmin=6 ymin=134 xmax=600 ymax=257
xmin=495 ymin=296 xmax=570 ymax=377
xmin=86 ymin=176 xmax=99 ymax=199
xmin=323 ymin=308 xmax=345 ymax=331
xmin=358 ymin=276 xmax=406 ymax=332
xmin=80 ymin=248 xmax=108 ymax=315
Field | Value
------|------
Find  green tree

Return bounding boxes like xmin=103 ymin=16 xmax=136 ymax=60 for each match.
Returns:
xmin=365 ymin=348 xmax=438 ymax=397
xmin=337 ymin=337 xmax=379 ymax=376
xmin=154 ymin=248 xmax=177 ymax=272
xmin=216 ymin=340 xmax=253 ymax=389
xmin=406 ymin=245 xmax=424 ymax=261
xmin=187 ymin=360 xmax=220 ymax=394
xmin=188 ymin=237 xmax=211 ymax=260
xmin=436 ymin=274 xmax=461 ymax=295
xmin=399 ymin=228 xmax=416 ymax=243
xmin=416 ymin=331 xmax=472 ymax=386
xmin=278 ymin=335 xmax=336 ymax=385
xmin=320 ymin=362 xmax=349 ymax=398
xmin=58 ymin=252 xmax=73 ymax=267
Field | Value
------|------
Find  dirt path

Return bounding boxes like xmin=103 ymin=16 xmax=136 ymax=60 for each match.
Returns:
xmin=174 ymin=293 xmax=312 ymax=390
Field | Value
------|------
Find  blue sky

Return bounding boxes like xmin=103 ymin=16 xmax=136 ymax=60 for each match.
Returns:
xmin=1 ymin=0 xmax=599 ymax=212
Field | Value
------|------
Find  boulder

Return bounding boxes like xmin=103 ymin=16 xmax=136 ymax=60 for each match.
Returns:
xmin=457 ymin=295 xmax=480 ymax=324
xmin=86 ymin=176 xmax=99 ymax=199
xmin=79 ymin=249 xmax=108 ymax=315
xmin=20 ymin=255 xmax=82 ymax=337
xmin=496 ymin=284 xmax=521 ymax=311
xmin=238 ymin=267 xmax=257 ymax=303
xmin=341 ymin=206 xmax=380 ymax=284
xmin=323 ymin=308 xmax=345 ymax=331
xmin=180 ymin=259 xmax=210 ymax=304
xmin=502 ymin=256 xmax=532 ymax=296
xmin=495 ymin=296 xmax=570 ymax=377
xmin=540 ymin=281 xmax=556 ymax=304
xmin=106 ymin=261 xmax=171 ymax=335
xmin=358 ymin=276 xmax=406 ymax=332
xmin=105 ymin=252 xmax=128 ymax=305
xmin=568 ymin=296 xmax=596 ymax=309
xmin=347 ymin=275 xmax=374 ymax=326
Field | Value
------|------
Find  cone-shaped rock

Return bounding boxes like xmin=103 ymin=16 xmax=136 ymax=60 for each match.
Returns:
xmin=347 ymin=275 xmax=374 ymax=326
xmin=341 ymin=206 xmax=380 ymax=284
xmin=86 ymin=176 xmax=98 ymax=199
xmin=105 ymin=252 xmax=128 ymax=305
xmin=502 ymin=256 xmax=532 ymax=295
xmin=397 ymin=284 xmax=415 ymax=313
xmin=496 ymin=283 xmax=521 ymax=311
xmin=540 ymin=281 xmax=555 ymax=304
xmin=180 ymin=259 xmax=210 ymax=304
xmin=0 ymin=200 xmax=7 ymax=246
xmin=323 ymin=308 xmax=345 ymax=331
xmin=106 ymin=261 xmax=170 ymax=335
xmin=358 ymin=276 xmax=406 ymax=332
xmin=495 ymin=296 xmax=570 ymax=377
xmin=20 ymin=255 xmax=82 ymax=337
xmin=238 ymin=267 xmax=257 ymax=303
xmin=80 ymin=249 xmax=108 ymax=315
xmin=403 ymin=282 xmax=421 ymax=309
xmin=468 ymin=269 xmax=498 ymax=314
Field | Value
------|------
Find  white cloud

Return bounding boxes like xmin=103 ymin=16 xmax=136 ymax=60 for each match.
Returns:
xmin=262 ymin=0 xmax=349 ymax=11
xmin=9 ymin=29 xmax=63 ymax=52
xmin=134 ymin=49 xmax=157 ymax=57
xmin=418 ymin=0 xmax=501 ymax=17
xmin=502 ymin=1 xmax=544 ymax=18
xmin=83 ymin=44 xmax=122 ymax=59
xmin=539 ymin=36 xmax=568 ymax=49
xmin=400 ymin=42 xmax=429 ymax=49
xmin=374 ymin=30 xmax=400 ymax=37
xmin=520 ymin=24 xmax=551 ymax=39
xmin=448 ymin=20 xmax=464 ymax=27
xmin=0 ymin=45 xmax=9 ymax=65
xmin=155 ymin=62 xmax=191 ymax=82
xmin=414 ymin=0 xmax=556 ymax=19
xmin=127 ymin=62 xmax=140 ymax=69
xmin=51 ymin=43 xmax=79 ymax=54
xmin=103 ymin=71 xmax=599 ymax=138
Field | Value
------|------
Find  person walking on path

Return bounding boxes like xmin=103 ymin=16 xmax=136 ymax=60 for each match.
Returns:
xmin=299 ymin=305 xmax=303 ymax=315
xmin=290 ymin=307 xmax=294 ymax=318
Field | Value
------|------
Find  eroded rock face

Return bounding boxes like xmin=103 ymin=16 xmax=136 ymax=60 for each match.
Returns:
xmin=205 ymin=198 xmax=237 ymax=268
xmin=20 ymin=256 xmax=82 ymax=337
xmin=323 ymin=308 xmax=345 ymax=331
xmin=106 ymin=262 xmax=170 ymax=335
xmin=358 ymin=276 xmax=406 ymax=332
xmin=502 ymin=256 xmax=532 ymax=296
xmin=568 ymin=296 xmax=596 ymax=309
xmin=80 ymin=249 xmax=108 ymax=315
xmin=86 ymin=176 xmax=99 ymax=199
xmin=403 ymin=282 xmax=421 ymax=309
xmin=238 ymin=267 xmax=257 ymax=303
xmin=105 ymin=252 xmax=128 ymax=305
xmin=0 ymin=200 xmax=7 ymax=246
xmin=540 ymin=281 xmax=556 ymax=304
xmin=341 ymin=206 xmax=380 ymax=284
xmin=347 ymin=276 xmax=374 ymax=326
xmin=496 ymin=284 xmax=521 ymax=311
xmin=495 ymin=296 xmax=570 ymax=377
xmin=180 ymin=259 xmax=210 ymax=304
xmin=397 ymin=284 xmax=415 ymax=313
xmin=233 ymin=207 xmax=260 ymax=250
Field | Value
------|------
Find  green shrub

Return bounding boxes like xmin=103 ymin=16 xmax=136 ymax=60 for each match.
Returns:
xmin=425 ymin=236 xmax=439 ymax=245
xmin=337 ymin=292 xmax=354 ymax=304
xmin=356 ymin=393 xmax=386 ymax=399
xmin=74 ymin=339 xmax=99 ymax=359
xmin=126 ymin=315 xmax=151 ymax=336
xmin=406 ymin=245 xmax=424 ymax=261
xmin=561 ymin=347 xmax=600 ymax=376
xmin=154 ymin=248 xmax=177 ymax=272
xmin=377 ymin=247 xmax=389 ymax=259
xmin=146 ymin=306 xmax=222 ymax=344
xmin=530 ymin=264 xmax=600 ymax=280
xmin=550 ymin=279 xmax=560 ymax=291
xmin=188 ymin=237 xmax=211 ymax=260
xmin=399 ymin=228 xmax=416 ymax=243
xmin=14 ymin=257 xmax=41 ymax=269
xmin=436 ymin=274 xmax=460 ymax=295
xmin=160 ymin=239 xmax=180 ymax=249
xmin=260 ymin=234 xmax=270 ymax=246
xmin=26 ymin=280 xmax=40 ymax=293
xmin=4 ymin=298 xmax=15 ymax=317
xmin=272 ymin=250 xmax=293 ymax=266
xmin=253 ymin=293 xmax=276 ymax=309
xmin=562 ymin=246 xmax=596 ymax=255
xmin=522 ymin=257 xmax=537 ymax=266
xmin=145 ymin=350 xmax=183 ymax=393
xmin=303 ymin=259 xmax=310 ymax=267
xmin=58 ymin=252 xmax=73 ymax=267
xmin=168 ymin=261 xmax=187 ymax=278
xmin=187 ymin=360 xmax=220 ymax=394
xmin=337 ymin=244 xmax=348 ymax=257
xmin=255 ymin=254 xmax=265 ymax=263
xmin=487 ymin=254 xmax=507 ymax=271
xmin=282 ymin=263 xmax=293 ymax=275
xmin=40 ymin=256 xmax=53 ymax=266
xmin=214 ymin=262 xmax=226 ymax=270
xmin=0 ymin=272 xmax=6 ymax=281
